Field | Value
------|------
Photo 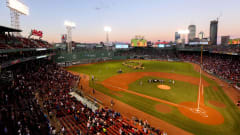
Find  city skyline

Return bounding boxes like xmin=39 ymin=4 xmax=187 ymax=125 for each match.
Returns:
xmin=0 ymin=0 xmax=240 ymax=43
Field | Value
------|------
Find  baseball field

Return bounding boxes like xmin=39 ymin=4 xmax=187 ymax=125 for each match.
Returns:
xmin=66 ymin=60 xmax=240 ymax=135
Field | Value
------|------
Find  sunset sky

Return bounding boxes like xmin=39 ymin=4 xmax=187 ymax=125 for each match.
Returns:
xmin=0 ymin=0 xmax=240 ymax=43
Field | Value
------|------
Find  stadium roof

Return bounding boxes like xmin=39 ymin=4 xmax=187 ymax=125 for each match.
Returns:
xmin=0 ymin=25 xmax=22 ymax=32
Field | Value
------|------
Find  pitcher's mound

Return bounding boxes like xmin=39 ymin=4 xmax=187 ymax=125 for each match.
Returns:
xmin=157 ymin=85 xmax=171 ymax=90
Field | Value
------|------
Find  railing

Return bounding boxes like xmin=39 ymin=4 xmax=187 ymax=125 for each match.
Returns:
xmin=69 ymin=92 xmax=99 ymax=112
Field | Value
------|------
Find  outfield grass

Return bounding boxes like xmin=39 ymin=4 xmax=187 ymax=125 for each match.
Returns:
xmin=67 ymin=60 xmax=240 ymax=135
xmin=68 ymin=60 xmax=200 ymax=81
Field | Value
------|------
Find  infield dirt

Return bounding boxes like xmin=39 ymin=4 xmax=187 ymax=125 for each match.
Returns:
xmin=155 ymin=104 xmax=172 ymax=113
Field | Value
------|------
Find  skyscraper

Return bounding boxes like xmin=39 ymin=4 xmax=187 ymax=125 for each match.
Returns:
xmin=175 ymin=32 xmax=180 ymax=42
xmin=188 ymin=25 xmax=196 ymax=42
xmin=221 ymin=36 xmax=230 ymax=45
xmin=210 ymin=20 xmax=218 ymax=45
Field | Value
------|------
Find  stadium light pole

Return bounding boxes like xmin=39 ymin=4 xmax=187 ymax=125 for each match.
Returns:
xmin=104 ymin=26 xmax=112 ymax=45
xmin=6 ymin=0 xmax=29 ymax=36
xmin=178 ymin=29 xmax=189 ymax=48
xmin=64 ymin=20 xmax=76 ymax=53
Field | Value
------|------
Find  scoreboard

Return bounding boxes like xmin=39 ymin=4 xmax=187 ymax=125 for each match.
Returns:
xmin=131 ymin=39 xmax=147 ymax=47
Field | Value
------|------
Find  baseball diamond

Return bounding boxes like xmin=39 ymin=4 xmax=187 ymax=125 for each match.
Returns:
xmin=67 ymin=60 xmax=240 ymax=135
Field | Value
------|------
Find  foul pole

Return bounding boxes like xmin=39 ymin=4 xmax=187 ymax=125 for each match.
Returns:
xmin=197 ymin=43 xmax=204 ymax=111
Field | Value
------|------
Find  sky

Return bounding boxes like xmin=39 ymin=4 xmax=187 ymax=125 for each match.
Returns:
xmin=0 ymin=0 xmax=240 ymax=43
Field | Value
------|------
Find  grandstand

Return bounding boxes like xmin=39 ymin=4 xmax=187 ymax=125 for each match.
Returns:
xmin=1 ymin=1 xmax=240 ymax=135
xmin=0 ymin=26 xmax=52 ymax=49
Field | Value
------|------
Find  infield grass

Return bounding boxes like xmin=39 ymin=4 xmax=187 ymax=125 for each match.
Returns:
xmin=128 ymin=76 xmax=198 ymax=103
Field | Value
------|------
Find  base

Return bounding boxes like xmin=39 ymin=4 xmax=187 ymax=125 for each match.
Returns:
xmin=178 ymin=102 xmax=224 ymax=125
xmin=189 ymin=108 xmax=208 ymax=117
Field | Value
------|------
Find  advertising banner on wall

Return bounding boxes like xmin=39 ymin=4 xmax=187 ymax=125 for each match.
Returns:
xmin=115 ymin=44 xmax=129 ymax=49
xmin=228 ymin=39 xmax=240 ymax=45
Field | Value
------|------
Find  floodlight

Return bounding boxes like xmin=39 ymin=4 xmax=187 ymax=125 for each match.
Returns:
xmin=178 ymin=29 xmax=189 ymax=34
xmin=104 ymin=26 xmax=112 ymax=45
xmin=7 ymin=0 xmax=29 ymax=15
xmin=104 ymin=26 xmax=112 ymax=32
xmin=64 ymin=20 xmax=76 ymax=53
xmin=7 ymin=0 xmax=29 ymax=36
xmin=64 ymin=20 xmax=76 ymax=27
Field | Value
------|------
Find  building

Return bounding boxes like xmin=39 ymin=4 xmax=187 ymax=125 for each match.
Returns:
xmin=181 ymin=38 xmax=185 ymax=45
xmin=188 ymin=25 xmax=196 ymax=42
xmin=210 ymin=20 xmax=218 ymax=45
xmin=175 ymin=32 xmax=180 ymax=42
xmin=198 ymin=32 xmax=205 ymax=39
xmin=221 ymin=36 xmax=230 ymax=45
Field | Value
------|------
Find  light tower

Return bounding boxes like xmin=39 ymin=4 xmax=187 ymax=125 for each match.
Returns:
xmin=104 ymin=26 xmax=112 ymax=46
xmin=7 ymin=0 xmax=29 ymax=36
xmin=178 ymin=29 xmax=189 ymax=47
xmin=64 ymin=20 xmax=76 ymax=53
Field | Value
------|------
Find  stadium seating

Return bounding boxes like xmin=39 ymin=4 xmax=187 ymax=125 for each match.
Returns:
xmin=0 ymin=33 xmax=52 ymax=49
xmin=209 ymin=45 xmax=240 ymax=53
xmin=179 ymin=52 xmax=240 ymax=85
xmin=0 ymin=59 xmax=166 ymax=135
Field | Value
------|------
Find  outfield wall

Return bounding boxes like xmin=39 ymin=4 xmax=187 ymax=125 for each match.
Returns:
xmin=53 ymin=48 xmax=177 ymax=64
xmin=54 ymin=50 xmax=113 ymax=62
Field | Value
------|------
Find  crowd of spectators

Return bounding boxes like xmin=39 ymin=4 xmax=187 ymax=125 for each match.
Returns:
xmin=0 ymin=60 xmax=51 ymax=135
xmin=208 ymin=45 xmax=240 ymax=54
xmin=57 ymin=100 xmax=164 ymax=135
xmin=37 ymin=59 xmax=165 ymax=134
xmin=0 ymin=50 xmax=54 ymax=65
xmin=0 ymin=33 xmax=52 ymax=49
xmin=1 ymin=59 xmax=166 ymax=135
xmin=0 ymin=59 xmax=80 ymax=135
xmin=179 ymin=45 xmax=240 ymax=54
xmin=179 ymin=52 xmax=240 ymax=86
